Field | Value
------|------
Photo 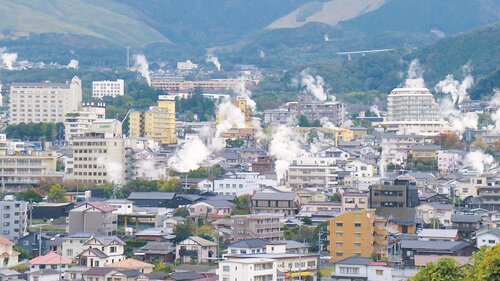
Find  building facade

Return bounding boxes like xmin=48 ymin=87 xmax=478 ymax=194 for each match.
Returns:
xmin=299 ymin=101 xmax=346 ymax=127
xmin=230 ymin=214 xmax=284 ymax=241
xmin=0 ymin=151 xmax=61 ymax=188
xmin=9 ymin=76 xmax=82 ymax=124
xmin=64 ymin=102 xmax=106 ymax=142
xmin=0 ymin=197 xmax=28 ymax=240
xmin=68 ymin=202 xmax=117 ymax=236
xmin=129 ymin=96 xmax=176 ymax=144
xmin=369 ymin=179 xmax=420 ymax=208
xmin=92 ymin=79 xmax=125 ymax=99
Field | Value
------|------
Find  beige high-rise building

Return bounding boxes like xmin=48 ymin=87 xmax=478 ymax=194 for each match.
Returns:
xmin=129 ymin=95 xmax=176 ymax=144
xmin=70 ymin=119 xmax=125 ymax=185
xmin=64 ymin=102 xmax=106 ymax=142
xmin=9 ymin=76 xmax=82 ymax=125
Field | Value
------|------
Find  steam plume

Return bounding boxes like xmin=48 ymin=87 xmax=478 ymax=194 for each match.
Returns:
xmin=269 ymin=125 xmax=305 ymax=181
xmin=131 ymin=54 xmax=151 ymax=86
xmin=97 ymin=156 xmax=124 ymax=185
xmin=370 ymin=105 xmax=381 ymax=117
xmin=168 ymin=136 xmax=211 ymax=173
xmin=490 ymin=89 xmax=500 ymax=133
xmin=405 ymin=59 xmax=425 ymax=88
xmin=463 ymin=150 xmax=494 ymax=174
xmin=0 ymin=48 xmax=18 ymax=70
xmin=324 ymin=34 xmax=330 ymax=42
xmin=300 ymin=70 xmax=328 ymax=101
xmin=67 ymin=59 xmax=79 ymax=69
xmin=206 ymin=54 xmax=221 ymax=71
xmin=259 ymin=50 xmax=266 ymax=58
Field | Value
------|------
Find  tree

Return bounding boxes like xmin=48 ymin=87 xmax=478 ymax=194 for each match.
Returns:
xmin=302 ymin=217 xmax=312 ymax=225
xmin=329 ymin=194 xmax=341 ymax=202
xmin=225 ymin=138 xmax=245 ymax=148
xmin=411 ymin=258 xmax=465 ymax=281
xmin=465 ymin=245 xmax=500 ymax=281
xmin=233 ymin=194 xmax=251 ymax=215
xmin=47 ymin=184 xmax=68 ymax=203
xmin=174 ymin=207 xmax=190 ymax=218
xmin=153 ymin=259 xmax=174 ymax=273
xmin=157 ymin=178 xmax=180 ymax=192
xmin=432 ymin=132 xmax=463 ymax=149
xmin=15 ymin=188 xmax=43 ymax=202
xmin=173 ymin=220 xmax=195 ymax=243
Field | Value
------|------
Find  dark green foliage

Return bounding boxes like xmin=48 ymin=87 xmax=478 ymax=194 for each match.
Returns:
xmin=225 ymin=138 xmax=245 ymax=148
xmin=174 ymin=207 xmax=190 ymax=218
xmin=233 ymin=195 xmax=252 ymax=215
xmin=298 ymin=115 xmax=321 ymax=127
xmin=171 ymin=165 xmax=225 ymax=180
xmin=329 ymin=194 xmax=341 ymax=202
xmin=5 ymin=122 xmax=64 ymax=141
xmin=173 ymin=220 xmax=196 ymax=243
xmin=124 ymin=240 xmax=148 ymax=257
xmin=15 ymin=188 xmax=43 ymax=203
xmin=176 ymin=94 xmax=216 ymax=122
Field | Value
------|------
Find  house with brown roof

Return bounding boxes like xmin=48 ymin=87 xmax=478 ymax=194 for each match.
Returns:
xmin=0 ymin=236 xmax=19 ymax=268
xmin=29 ymin=252 xmax=72 ymax=273
xmin=175 ymin=236 xmax=218 ymax=264
xmin=188 ymin=200 xmax=236 ymax=219
xmin=110 ymin=258 xmax=154 ymax=274
xmin=68 ymin=202 xmax=117 ymax=235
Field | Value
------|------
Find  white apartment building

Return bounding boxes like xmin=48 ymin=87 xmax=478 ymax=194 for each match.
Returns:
xmin=0 ymin=195 xmax=28 ymax=241
xmin=177 ymin=60 xmax=198 ymax=71
xmin=92 ymin=79 xmax=125 ymax=99
xmin=9 ymin=76 xmax=82 ymax=124
xmin=218 ymin=258 xmax=277 ymax=281
xmin=382 ymin=79 xmax=446 ymax=136
xmin=198 ymin=172 xmax=277 ymax=196
xmin=64 ymin=102 xmax=106 ymax=142
xmin=286 ymin=154 xmax=343 ymax=189
xmin=437 ymin=150 xmax=464 ymax=175
xmin=70 ymin=119 xmax=125 ymax=185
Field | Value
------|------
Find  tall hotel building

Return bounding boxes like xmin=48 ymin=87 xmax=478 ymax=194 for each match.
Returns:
xmin=92 ymin=79 xmax=125 ymax=99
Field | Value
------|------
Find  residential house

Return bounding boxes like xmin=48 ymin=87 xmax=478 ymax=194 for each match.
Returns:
xmin=330 ymin=257 xmax=418 ymax=281
xmin=327 ymin=209 xmax=388 ymax=262
xmin=17 ymin=232 xmax=52 ymax=258
xmin=0 ymin=269 xmax=22 ymax=280
xmin=65 ymin=266 xmax=89 ymax=281
xmin=188 ymin=200 xmax=236 ymax=219
xmin=230 ymin=214 xmax=284 ymax=241
xmin=199 ymin=172 xmax=277 ymax=197
xmin=133 ymin=241 xmax=175 ymax=264
xmin=110 ymin=258 xmax=154 ymax=274
xmin=128 ymin=192 xmax=176 ymax=208
xmin=217 ymin=258 xmax=276 ymax=281
xmin=400 ymin=240 xmax=477 ymax=266
xmin=342 ymin=192 xmax=369 ymax=211
xmin=251 ymin=192 xmax=299 ymax=216
xmin=68 ymin=202 xmax=117 ymax=235
xmin=415 ymin=203 xmax=453 ymax=227
xmin=175 ymin=236 xmax=218 ymax=264
xmin=77 ymin=236 xmax=126 ymax=267
xmin=475 ymin=229 xmax=499 ymax=248
xmin=418 ymin=191 xmax=449 ymax=204
xmin=227 ymin=239 xmax=268 ymax=255
xmin=410 ymin=145 xmax=440 ymax=160
xmin=300 ymin=201 xmax=342 ymax=213
xmin=62 ymin=232 xmax=93 ymax=260
xmin=28 ymin=269 xmax=62 ymax=281
xmin=451 ymin=214 xmax=483 ymax=234
xmin=82 ymin=267 xmax=116 ymax=281
xmin=104 ymin=199 xmax=134 ymax=215
xmin=295 ymin=190 xmax=327 ymax=204
xmin=0 ymin=236 xmax=19 ymax=268
xmin=29 ymin=252 xmax=71 ymax=273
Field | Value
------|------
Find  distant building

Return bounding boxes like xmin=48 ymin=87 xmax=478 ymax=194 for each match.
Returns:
xmin=176 ymin=60 xmax=198 ymax=71
xmin=217 ymin=257 xmax=276 ymax=281
xmin=299 ymin=101 xmax=346 ymax=127
xmin=64 ymin=102 xmax=106 ymax=142
xmin=263 ymin=107 xmax=298 ymax=125
xmin=0 ymin=197 xmax=28 ymax=241
xmin=369 ymin=179 xmax=420 ymax=208
xmin=382 ymin=80 xmax=446 ymax=136
xmin=92 ymin=79 xmax=125 ymax=99
xmin=68 ymin=202 xmax=117 ymax=236
xmin=151 ymin=78 xmax=257 ymax=92
xmin=175 ymin=236 xmax=218 ymax=264
xmin=9 ymin=76 xmax=82 ymax=124
xmin=129 ymin=96 xmax=176 ymax=144
xmin=69 ymin=119 xmax=125 ymax=185
xmin=327 ymin=209 xmax=387 ymax=262
xmin=199 ymin=172 xmax=277 ymax=196
xmin=251 ymin=192 xmax=299 ymax=217
xmin=0 ymin=151 xmax=61 ymax=188
xmin=230 ymin=214 xmax=284 ymax=241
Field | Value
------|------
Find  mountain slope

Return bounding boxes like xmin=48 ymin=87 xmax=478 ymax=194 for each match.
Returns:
xmin=0 ymin=0 xmax=169 ymax=47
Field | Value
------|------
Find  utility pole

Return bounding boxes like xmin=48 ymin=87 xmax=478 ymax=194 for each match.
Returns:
xmin=317 ymin=229 xmax=323 ymax=280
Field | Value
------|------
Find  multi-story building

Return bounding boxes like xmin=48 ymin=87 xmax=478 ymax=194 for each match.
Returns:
xmin=299 ymin=101 xmax=346 ymax=127
xmin=9 ymin=76 xmax=82 ymax=124
xmin=68 ymin=202 xmax=117 ymax=236
xmin=251 ymin=192 xmax=299 ymax=217
xmin=342 ymin=192 xmax=369 ymax=211
xmin=0 ymin=151 xmax=61 ymax=188
xmin=263 ymin=107 xmax=298 ymax=125
xmin=217 ymin=258 xmax=277 ymax=281
xmin=0 ymin=196 xmax=28 ymax=240
xmin=175 ymin=236 xmax=218 ymax=264
xmin=92 ymin=79 xmax=125 ymax=99
xmin=150 ymin=78 xmax=257 ymax=91
xmin=176 ymin=60 xmax=198 ymax=71
xmin=77 ymin=236 xmax=126 ymax=266
xmin=64 ymin=102 xmax=106 ymax=142
xmin=286 ymin=155 xmax=342 ymax=189
xmin=129 ymin=95 xmax=176 ymax=144
xmin=70 ymin=119 xmax=125 ymax=185
xmin=198 ymin=172 xmax=277 ymax=196
xmin=230 ymin=214 xmax=284 ymax=241
xmin=382 ymin=80 xmax=446 ymax=136
xmin=369 ymin=179 xmax=420 ymax=208
xmin=437 ymin=150 xmax=464 ymax=174
xmin=476 ymin=174 xmax=500 ymax=210
xmin=327 ymin=209 xmax=388 ymax=262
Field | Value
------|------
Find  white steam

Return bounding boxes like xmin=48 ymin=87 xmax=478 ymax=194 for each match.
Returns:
xmin=259 ymin=50 xmax=266 ymax=58
xmin=97 ymin=156 xmax=123 ymax=185
xmin=405 ymin=59 xmax=425 ymax=88
xmin=136 ymin=157 xmax=165 ymax=180
xmin=320 ymin=117 xmax=336 ymax=129
xmin=168 ymin=136 xmax=211 ymax=173
xmin=67 ymin=59 xmax=79 ymax=69
xmin=324 ymin=34 xmax=331 ymax=42
xmin=0 ymin=48 xmax=18 ymax=70
xmin=269 ymin=125 xmax=305 ymax=181
xmin=131 ymin=54 xmax=151 ymax=86
xmin=206 ymin=54 xmax=221 ymax=71
xmin=370 ymin=105 xmax=381 ymax=117
xmin=300 ymin=70 xmax=329 ymax=101
xmin=463 ymin=150 xmax=494 ymax=175
xmin=490 ymin=89 xmax=500 ymax=133
xmin=435 ymin=63 xmax=476 ymax=134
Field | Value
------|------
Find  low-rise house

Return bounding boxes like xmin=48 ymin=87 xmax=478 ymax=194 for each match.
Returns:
xmin=217 ymin=257 xmax=276 ymax=281
xmin=28 ymin=268 xmax=62 ymax=281
xmin=110 ymin=258 xmax=154 ymax=274
xmin=166 ymin=272 xmax=217 ymax=281
xmin=415 ymin=203 xmax=453 ymax=227
xmin=417 ymin=229 xmax=460 ymax=241
xmin=133 ymin=241 xmax=175 ymax=263
xmin=29 ymin=252 xmax=71 ymax=273
xmin=68 ymin=201 xmax=117 ymax=235
xmin=0 ymin=269 xmax=22 ymax=280
xmin=0 ymin=236 xmax=19 ymax=268
xmin=300 ymin=201 xmax=342 ymax=213
xmin=451 ymin=214 xmax=483 ymax=233
xmin=62 ymin=232 xmax=94 ymax=260
xmin=83 ymin=267 xmax=117 ymax=281
xmin=104 ymin=199 xmax=134 ymax=215
xmin=188 ymin=200 xmax=236 ymax=219
xmin=18 ymin=232 xmax=52 ymax=258
xmin=418 ymin=191 xmax=449 ymax=204
xmin=475 ymin=229 xmax=500 ymax=248
xmin=227 ymin=239 xmax=268 ymax=255
xmin=65 ymin=266 xmax=89 ymax=281
xmin=78 ymin=236 xmax=126 ymax=267
xmin=331 ymin=257 xmax=418 ymax=281
xmin=295 ymin=190 xmax=327 ymax=204
xmin=400 ymin=240 xmax=477 ymax=266
xmin=134 ymin=227 xmax=175 ymax=242
xmin=175 ymin=236 xmax=218 ymax=264
xmin=128 ymin=192 xmax=175 ymax=208
xmin=251 ymin=192 xmax=299 ymax=216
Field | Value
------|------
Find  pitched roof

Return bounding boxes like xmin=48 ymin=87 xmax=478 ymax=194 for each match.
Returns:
xmin=92 ymin=236 xmax=126 ymax=246
xmin=84 ymin=267 xmax=115 ymax=276
xmin=186 ymin=236 xmax=217 ymax=247
xmin=229 ymin=238 xmax=269 ymax=248
xmin=252 ymin=192 xmax=297 ymax=201
xmin=168 ymin=272 xmax=204 ymax=281
xmin=401 ymin=240 xmax=474 ymax=252
xmin=75 ymin=201 xmax=116 ymax=212
xmin=117 ymin=269 xmax=143 ymax=277
xmin=198 ymin=200 xmax=236 ymax=208
xmin=128 ymin=192 xmax=175 ymax=200
xmin=476 ymin=228 xmax=500 ymax=238
xmin=29 ymin=252 xmax=72 ymax=265
xmin=451 ymin=214 xmax=482 ymax=223
xmin=0 ymin=236 xmax=14 ymax=247
xmin=335 ymin=257 xmax=373 ymax=265
xmin=80 ymin=247 xmax=108 ymax=258
xmin=110 ymin=258 xmax=154 ymax=270
xmin=418 ymin=229 xmax=458 ymax=239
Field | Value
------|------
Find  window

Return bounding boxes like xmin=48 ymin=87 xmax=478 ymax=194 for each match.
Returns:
xmin=376 ymin=269 xmax=384 ymax=276
xmin=222 ymin=266 xmax=230 ymax=272
xmin=354 ymin=232 xmax=361 ymax=237
xmin=354 ymin=223 xmax=361 ymax=227
xmin=336 ymin=223 xmax=343 ymax=227
xmin=66 ymin=249 xmax=73 ymax=256
xmin=339 ymin=267 xmax=359 ymax=274
xmin=336 ymin=252 xmax=343 ymax=257
xmin=488 ymin=240 xmax=496 ymax=244
xmin=336 ymin=232 xmax=343 ymax=237
xmin=336 ymin=242 xmax=343 ymax=247
xmin=354 ymin=243 xmax=361 ymax=248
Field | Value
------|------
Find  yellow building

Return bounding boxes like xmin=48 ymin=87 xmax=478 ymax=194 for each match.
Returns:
xmin=327 ymin=209 xmax=387 ymax=262
xmin=129 ymin=96 xmax=176 ymax=144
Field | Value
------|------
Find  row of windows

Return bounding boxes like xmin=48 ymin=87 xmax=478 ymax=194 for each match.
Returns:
xmin=74 ymin=149 xmax=107 ymax=154
xmin=74 ymin=172 xmax=107 ymax=176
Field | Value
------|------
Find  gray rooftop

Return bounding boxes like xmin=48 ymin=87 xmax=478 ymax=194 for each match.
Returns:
xmin=229 ymin=238 xmax=268 ymax=249
xmin=401 ymin=240 xmax=473 ymax=252
xmin=451 ymin=214 xmax=482 ymax=223
xmin=252 ymin=192 xmax=297 ymax=201
xmin=128 ymin=192 xmax=175 ymax=200
xmin=335 ymin=257 xmax=373 ymax=266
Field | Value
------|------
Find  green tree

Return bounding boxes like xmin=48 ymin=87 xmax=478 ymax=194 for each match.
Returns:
xmin=174 ymin=207 xmax=190 ymax=218
xmin=329 ymin=194 xmax=341 ymax=202
xmin=153 ymin=259 xmax=174 ymax=273
xmin=465 ymin=245 xmax=500 ymax=281
xmin=225 ymin=138 xmax=245 ymax=148
xmin=15 ymin=188 xmax=43 ymax=202
xmin=302 ymin=217 xmax=312 ymax=225
xmin=47 ymin=184 xmax=68 ymax=203
xmin=233 ymin=194 xmax=251 ymax=215
xmin=411 ymin=258 xmax=465 ymax=281
xmin=157 ymin=178 xmax=180 ymax=192
xmin=173 ymin=220 xmax=195 ymax=243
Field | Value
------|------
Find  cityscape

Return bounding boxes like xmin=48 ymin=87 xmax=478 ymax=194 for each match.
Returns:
xmin=0 ymin=1 xmax=498 ymax=281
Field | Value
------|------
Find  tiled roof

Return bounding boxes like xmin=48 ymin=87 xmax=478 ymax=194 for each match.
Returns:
xmin=0 ymin=236 xmax=14 ymax=247
xmin=168 ymin=272 xmax=204 ymax=281
xmin=229 ymin=238 xmax=268 ymax=248
xmin=252 ymin=192 xmax=297 ymax=201
xmin=199 ymin=200 xmax=236 ymax=208
xmin=92 ymin=236 xmax=126 ymax=246
xmin=451 ymin=214 xmax=482 ymax=223
xmin=401 ymin=240 xmax=474 ymax=252
xmin=110 ymin=258 xmax=154 ymax=270
xmin=418 ymin=229 xmax=458 ymax=239
xmin=187 ymin=236 xmax=217 ymax=247
xmin=128 ymin=192 xmax=175 ymax=200
xmin=29 ymin=252 xmax=72 ymax=265
xmin=335 ymin=257 xmax=373 ymax=265
xmin=84 ymin=267 xmax=115 ymax=276
xmin=75 ymin=201 xmax=116 ymax=212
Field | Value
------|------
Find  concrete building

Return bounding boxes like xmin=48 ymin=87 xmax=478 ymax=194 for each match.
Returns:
xmin=263 ymin=107 xmax=298 ymax=125
xmin=230 ymin=214 xmax=284 ymax=241
xmin=129 ymin=96 xmax=176 ymax=144
xmin=9 ymin=76 xmax=82 ymax=124
xmin=286 ymin=155 xmax=342 ymax=189
xmin=0 ymin=151 xmax=61 ymax=188
xmin=92 ymin=79 xmax=125 ymax=99
xmin=176 ymin=60 xmax=198 ymax=71
xmin=150 ymin=78 xmax=257 ymax=92
xmin=475 ymin=229 xmax=499 ymax=248
xmin=62 ymin=232 xmax=94 ymax=260
xmin=188 ymin=200 xmax=236 ymax=219
xmin=198 ymin=172 xmax=277 ymax=196
xmin=64 ymin=102 xmax=106 ymax=142
xmin=331 ymin=257 xmax=418 ymax=281
xmin=327 ymin=209 xmax=387 ymax=262
xmin=437 ymin=150 xmax=464 ymax=174
xmin=68 ymin=202 xmax=117 ymax=236
xmin=251 ymin=192 xmax=299 ymax=217
xmin=0 ymin=196 xmax=28 ymax=241
xmin=342 ymin=192 xmax=369 ymax=211
xmin=369 ymin=179 xmax=420 ymax=208
xmin=70 ymin=119 xmax=125 ymax=185
xmin=217 ymin=257 xmax=276 ymax=281
xmin=299 ymin=101 xmax=346 ymax=127
xmin=382 ymin=80 xmax=446 ymax=136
